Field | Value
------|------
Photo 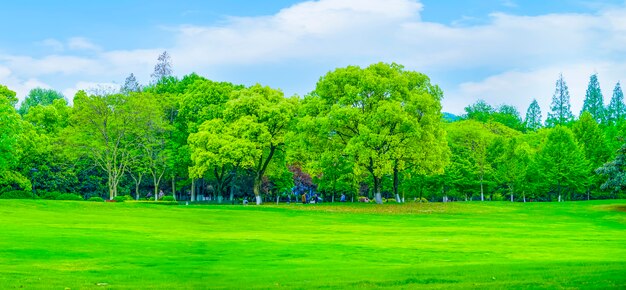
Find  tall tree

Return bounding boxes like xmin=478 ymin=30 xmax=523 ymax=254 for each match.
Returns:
xmin=72 ymin=91 xmax=161 ymax=199
xmin=121 ymin=73 xmax=141 ymax=94
xmin=545 ymin=74 xmax=574 ymax=127
xmin=305 ymin=63 xmax=448 ymax=204
xmin=606 ymin=82 xmax=626 ymax=125
xmin=581 ymin=73 xmax=605 ymax=123
xmin=524 ymin=99 xmax=542 ymax=131
xmin=572 ymin=112 xmax=611 ymax=199
xmin=535 ymin=126 xmax=588 ymax=202
xmin=0 ymin=86 xmax=20 ymax=173
xmin=151 ymin=51 xmax=173 ymax=83
xmin=0 ymin=84 xmax=18 ymax=107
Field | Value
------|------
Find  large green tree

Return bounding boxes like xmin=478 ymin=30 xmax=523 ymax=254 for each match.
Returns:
xmin=304 ymin=63 xmax=448 ymax=204
xmin=535 ymin=126 xmax=588 ymax=201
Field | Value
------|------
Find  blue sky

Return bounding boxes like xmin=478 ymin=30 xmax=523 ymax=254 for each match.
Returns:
xmin=1 ymin=0 xmax=626 ymax=116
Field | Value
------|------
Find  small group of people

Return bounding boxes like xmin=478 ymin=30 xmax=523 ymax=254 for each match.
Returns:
xmin=301 ymin=193 xmax=322 ymax=204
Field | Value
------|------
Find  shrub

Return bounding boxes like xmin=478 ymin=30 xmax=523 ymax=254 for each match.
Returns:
xmin=0 ymin=190 xmax=33 ymax=199
xmin=161 ymin=196 xmax=175 ymax=202
xmin=113 ymin=196 xmax=126 ymax=202
xmin=56 ymin=193 xmax=83 ymax=201
xmin=41 ymin=191 xmax=61 ymax=200
xmin=87 ymin=197 xmax=104 ymax=202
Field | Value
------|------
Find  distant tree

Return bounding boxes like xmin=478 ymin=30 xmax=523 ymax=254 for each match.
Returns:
xmin=151 ymin=51 xmax=173 ymax=83
xmin=18 ymin=88 xmax=65 ymax=115
xmin=573 ymin=112 xmax=611 ymax=199
xmin=524 ymin=99 xmax=542 ymax=131
xmin=545 ymin=74 xmax=574 ymax=127
xmin=606 ymin=82 xmax=626 ymax=125
xmin=494 ymin=105 xmax=524 ymax=131
xmin=581 ymin=74 xmax=605 ymax=124
xmin=464 ymin=100 xmax=494 ymax=122
xmin=0 ymin=87 xmax=20 ymax=173
xmin=121 ymin=73 xmax=141 ymax=94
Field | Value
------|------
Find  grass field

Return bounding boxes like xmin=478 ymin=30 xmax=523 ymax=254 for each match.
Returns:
xmin=0 ymin=200 xmax=625 ymax=289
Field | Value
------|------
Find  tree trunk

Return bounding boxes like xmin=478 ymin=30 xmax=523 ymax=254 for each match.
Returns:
xmin=253 ymin=177 xmax=262 ymax=205
xmin=191 ymin=178 xmax=196 ymax=202
xmin=393 ymin=163 xmax=401 ymax=203
xmin=172 ymin=176 xmax=177 ymax=201
xmin=480 ymin=176 xmax=484 ymax=201
xmin=276 ymin=194 xmax=279 ymax=205
xmin=373 ymin=175 xmax=382 ymax=204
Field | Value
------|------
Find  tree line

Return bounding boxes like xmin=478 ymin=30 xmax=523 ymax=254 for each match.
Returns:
xmin=1 ymin=53 xmax=626 ymax=204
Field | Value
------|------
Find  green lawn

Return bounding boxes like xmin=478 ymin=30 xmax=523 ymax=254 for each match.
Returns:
xmin=0 ymin=200 xmax=625 ymax=289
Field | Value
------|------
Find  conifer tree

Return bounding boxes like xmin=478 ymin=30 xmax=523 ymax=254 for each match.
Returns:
xmin=122 ymin=73 xmax=141 ymax=94
xmin=545 ymin=74 xmax=574 ymax=127
xmin=524 ymin=99 xmax=542 ymax=131
xmin=151 ymin=51 xmax=173 ymax=83
xmin=606 ymin=82 xmax=625 ymax=125
xmin=581 ymin=73 xmax=605 ymax=123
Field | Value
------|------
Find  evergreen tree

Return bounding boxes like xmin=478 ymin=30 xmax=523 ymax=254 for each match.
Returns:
xmin=545 ymin=74 xmax=574 ymax=127
xmin=151 ymin=51 xmax=173 ymax=83
xmin=606 ymin=82 xmax=625 ymax=125
xmin=581 ymin=73 xmax=605 ymax=123
xmin=524 ymin=99 xmax=542 ymax=131
xmin=597 ymin=143 xmax=626 ymax=199
xmin=122 ymin=73 xmax=141 ymax=94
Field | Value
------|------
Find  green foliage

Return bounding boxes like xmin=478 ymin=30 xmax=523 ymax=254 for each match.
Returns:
xmin=0 ymin=190 xmax=33 ymax=199
xmin=41 ymin=191 xmax=62 ymax=200
xmin=535 ymin=126 xmax=588 ymax=200
xmin=0 ymin=84 xmax=18 ymax=107
xmin=581 ymin=74 xmax=605 ymax=123
xmin=596 ymin=143 xmax=626 ymax=198
xmin=56 ymin=193 xmax=83 ymax=201
xmin=524 ymin=99 xmax=542 ymax=131
xmin=87 ymin=196 xmax=104 ymax=202
xmin=113 ymin=196 xmax=127 ymax=202
xmin=606 ymin=82 xmax=626 ymax=125
xmin=161 ymin=196 xmax=175 ymax=201
xmin=18 ymin=88 xmax=65 ymax=115
xmin=546 ymin=74 xmax=574 ymax=127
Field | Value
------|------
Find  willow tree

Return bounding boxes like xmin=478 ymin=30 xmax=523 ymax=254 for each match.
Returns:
xmin=304 ymin=63 xmax=448 ymax=204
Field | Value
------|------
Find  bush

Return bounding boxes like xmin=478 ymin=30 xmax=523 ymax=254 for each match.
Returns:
xmin=0 ymin=190 xmax=33 ymax=199
xmin=41 ymin=191 xmax=61 ymax=200
xmin=161 ymin=196 xmax=175 ymax=202
xmin=56 ymin=193 xmax=83 ymax=201
xmin=87 ymin=197 xmax=104 ymax=202
xmin=113 ymin=196 xmax=127 ymax=202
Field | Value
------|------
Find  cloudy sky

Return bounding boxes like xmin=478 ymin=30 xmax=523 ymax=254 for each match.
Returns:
xmin=2 ymin=0 xmax=626 ymax=118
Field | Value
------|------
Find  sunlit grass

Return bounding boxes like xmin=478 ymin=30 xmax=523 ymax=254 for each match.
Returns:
xmin=0 ymin=200 xmax=625 ymax=289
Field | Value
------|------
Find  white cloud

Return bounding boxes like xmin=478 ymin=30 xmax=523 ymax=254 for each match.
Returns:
xmin=67 ymin=37 xmax=101 ymax=51
xmin=2 ymin=0 xmax=626 ymax=114
xmin=62 ymin=82 xmax=121 ymax=102
xmin=39 ymin=39 xmax=65 ymax=52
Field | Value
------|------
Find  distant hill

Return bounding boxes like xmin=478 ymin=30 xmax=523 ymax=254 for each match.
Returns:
xmin=442 ymin=112 xmax=460 ymax=122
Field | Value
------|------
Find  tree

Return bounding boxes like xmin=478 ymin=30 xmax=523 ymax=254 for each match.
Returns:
xmin=572 ymin=112 xmax=610 ymax=199
xmin=221 ymin=84 xmax=296 ymax=205
xmin=18 ymin=88 xmax=65 ymax=115
xmin=545 ymin=74 xmax=574 ymax=127
xmin=0 ymin=87 xmax=20 ymax=173
xmin=71 ymin=91 xmax=160 ymax=199
xmin=581 ymin=73 xmax=605 ymax=124
xmin=305 ymin=63 xmax=448 ymax=204
xmin=122 ymin=73 xmax=141 ymax=94
xmin=535 ymin=126 xmax=588 ymax=201
xmin=524 ymin=99 xmax=542 ymax=131
xmin=151 ymin=51 xmax=173 ymax=83
xmin=596 ymin=143 xmax=626 ymax=198
xmin=606 ymin=82 xmax=625 ymax=125
xmin=463 ymin=100 xmax=494 ymax=122
xmin=0 ymin=84 xmax=18 ymax=107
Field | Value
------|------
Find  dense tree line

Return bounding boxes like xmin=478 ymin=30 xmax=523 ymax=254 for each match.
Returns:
xmin=1 ymin=56 xmax=626 ymax=203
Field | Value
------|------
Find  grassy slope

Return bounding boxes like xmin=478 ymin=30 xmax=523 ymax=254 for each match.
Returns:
xmin=0 ymin=200 xmax=625 ymax=289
